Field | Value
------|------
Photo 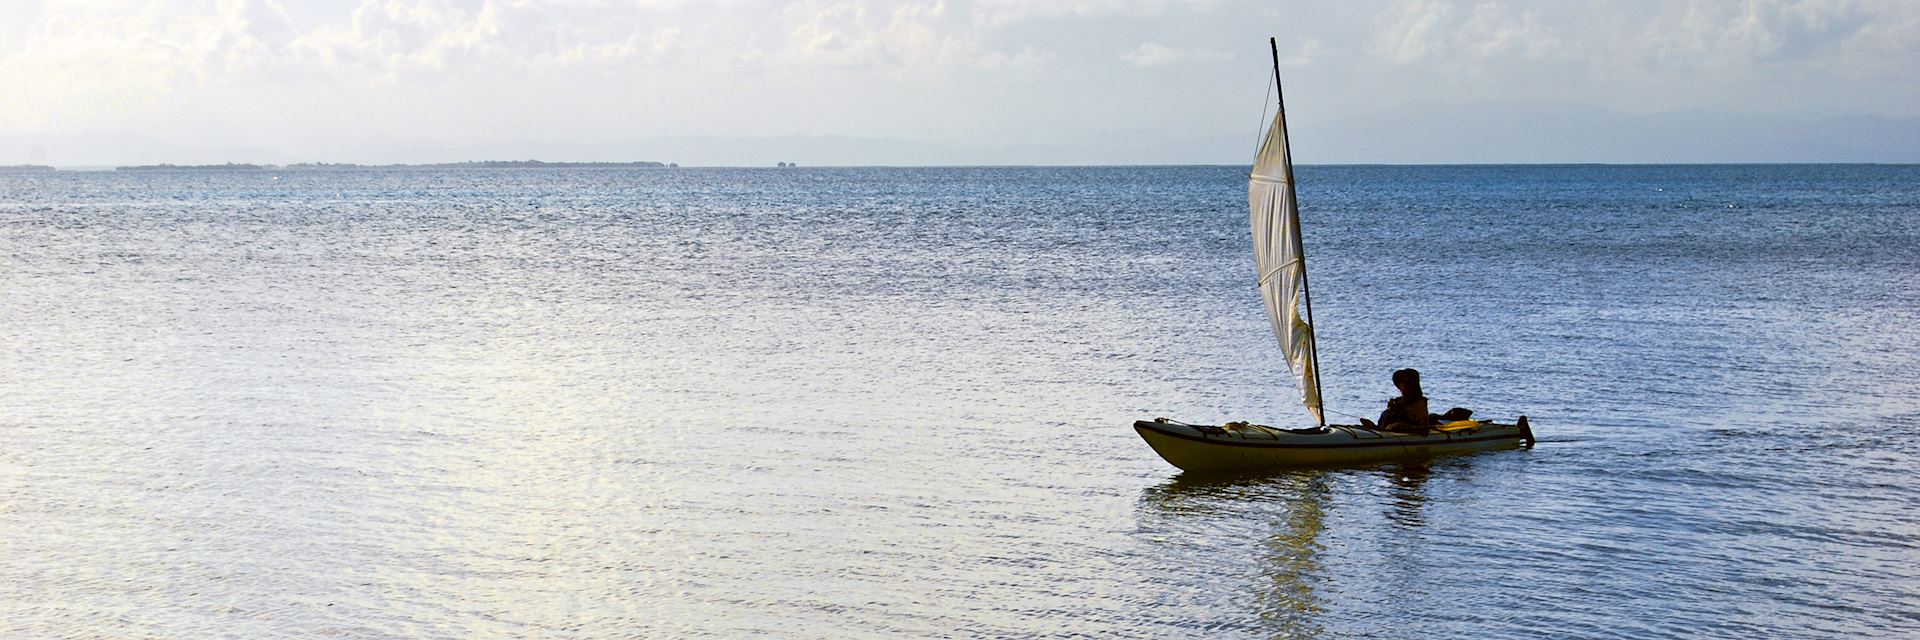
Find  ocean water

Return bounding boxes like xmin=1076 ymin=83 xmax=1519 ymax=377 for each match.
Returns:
xmin=1 ymin=165 xmax=1915 ymax=638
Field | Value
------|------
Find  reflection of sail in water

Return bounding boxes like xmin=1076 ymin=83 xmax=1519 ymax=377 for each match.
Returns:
xmin=1257 ymin=474 xmax=1329 ymax=639
xmin=1136 ymin=472 xmax=1330 ymax=638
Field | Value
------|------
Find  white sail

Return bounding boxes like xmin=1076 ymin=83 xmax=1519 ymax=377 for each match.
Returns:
xmin=1249 ymin=107 xmax=1322 ymax=423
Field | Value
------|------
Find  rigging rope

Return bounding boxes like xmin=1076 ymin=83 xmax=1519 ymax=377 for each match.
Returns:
xmin=1322 ymin=407 xmax=1369 ymax=422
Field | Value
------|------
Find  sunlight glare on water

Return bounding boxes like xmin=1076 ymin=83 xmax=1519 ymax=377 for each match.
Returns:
xmin=2 ymin=165 xmax=1916 ymax=637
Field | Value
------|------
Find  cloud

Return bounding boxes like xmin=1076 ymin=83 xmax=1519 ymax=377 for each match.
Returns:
xmin=1366 ymin=0 xmax=1917 ymax=76
xmin=0 ymin=0 xmax=298 ymax=129
xmin=968 ymin=0 xmax=1207 ymax=28
xmin=783 ymin=1 xmax=959 ymax=70
xmin=769 ymin=1 xmax=1064 ymax=77
xmin=284 ymin=0 xmax=548 ymax=79
xmin=0 ymin=0 xmax=1914 ymax=163
xmin=1628 ymin=0 xmax=1911 ymax=72
xmin=1371 ymin=0 xmax=1562 ymax=64
xmin=1119 ymin=41 xmax=1230 ymax=68
xmin=0 ymin=0 xmax=1059 ymax=127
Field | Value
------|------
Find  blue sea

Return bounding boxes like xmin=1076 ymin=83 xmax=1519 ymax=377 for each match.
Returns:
xmin=2 ymin=165 xmax=1916 ymax=638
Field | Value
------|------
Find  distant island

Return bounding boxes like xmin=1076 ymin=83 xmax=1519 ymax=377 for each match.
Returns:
xmin=109 ymin=160 xmax=675 ymax=171
xmin=1 ymin=164 xmax=57 ymax=172
xmin=303 ymin=160 xmax=674 ymax=169
xmin=117 ymin=163 xmax=268 ymax=171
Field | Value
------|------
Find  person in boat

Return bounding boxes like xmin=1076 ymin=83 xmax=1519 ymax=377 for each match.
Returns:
xmin=1375 ymin=368 xmax=1437 ymax=433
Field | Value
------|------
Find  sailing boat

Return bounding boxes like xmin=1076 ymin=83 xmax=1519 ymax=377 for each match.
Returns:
xmin=1133 ymin=39 xmax=1533 ymax=473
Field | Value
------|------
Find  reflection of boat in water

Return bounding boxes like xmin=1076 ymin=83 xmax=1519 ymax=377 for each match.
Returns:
xmin=1138 ymin=472 xmax=1331 ymax=638
xmin=1135 ymin=39 xmax=1534 ymax=472
xmin=1134 ymin=458 xmax=1502 ymax=635
xmin=1134 ymin=460 xmax=1468 ymax=636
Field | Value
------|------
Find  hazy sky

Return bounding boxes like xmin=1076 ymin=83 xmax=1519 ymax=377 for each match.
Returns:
xmin=3 ymin=0 xmax=1916 ymax=165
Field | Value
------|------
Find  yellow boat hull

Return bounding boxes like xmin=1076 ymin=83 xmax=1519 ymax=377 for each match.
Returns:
xmin=1134 ymin=417 xmax=1533 ymax=473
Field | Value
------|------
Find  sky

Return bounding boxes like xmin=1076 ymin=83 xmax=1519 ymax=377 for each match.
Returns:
xmin=1 ymin=0 xmax=1916 ymax=166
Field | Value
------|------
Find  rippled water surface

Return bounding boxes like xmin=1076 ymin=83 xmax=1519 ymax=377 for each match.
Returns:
xmin=3 ymin=165 xmax=1916 ymax=638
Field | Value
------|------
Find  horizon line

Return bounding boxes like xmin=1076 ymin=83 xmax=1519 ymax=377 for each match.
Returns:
xmin=10 ymin=161 xmax=1919 ymax=171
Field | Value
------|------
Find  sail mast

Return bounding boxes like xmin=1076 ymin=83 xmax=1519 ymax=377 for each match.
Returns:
xmin=1270 ymin=37 xmax=1327 ymax=426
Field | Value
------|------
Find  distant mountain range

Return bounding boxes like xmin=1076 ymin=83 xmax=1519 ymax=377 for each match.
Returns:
xmin=1304 ymin=102 xmax=1920 ymax=164
xmin=5 ymin=103 xmax=1915 ymax=167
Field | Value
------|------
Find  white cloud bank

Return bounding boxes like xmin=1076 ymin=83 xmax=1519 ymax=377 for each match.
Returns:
xmin=0 ymin=0 xmax=1914 ymax=164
